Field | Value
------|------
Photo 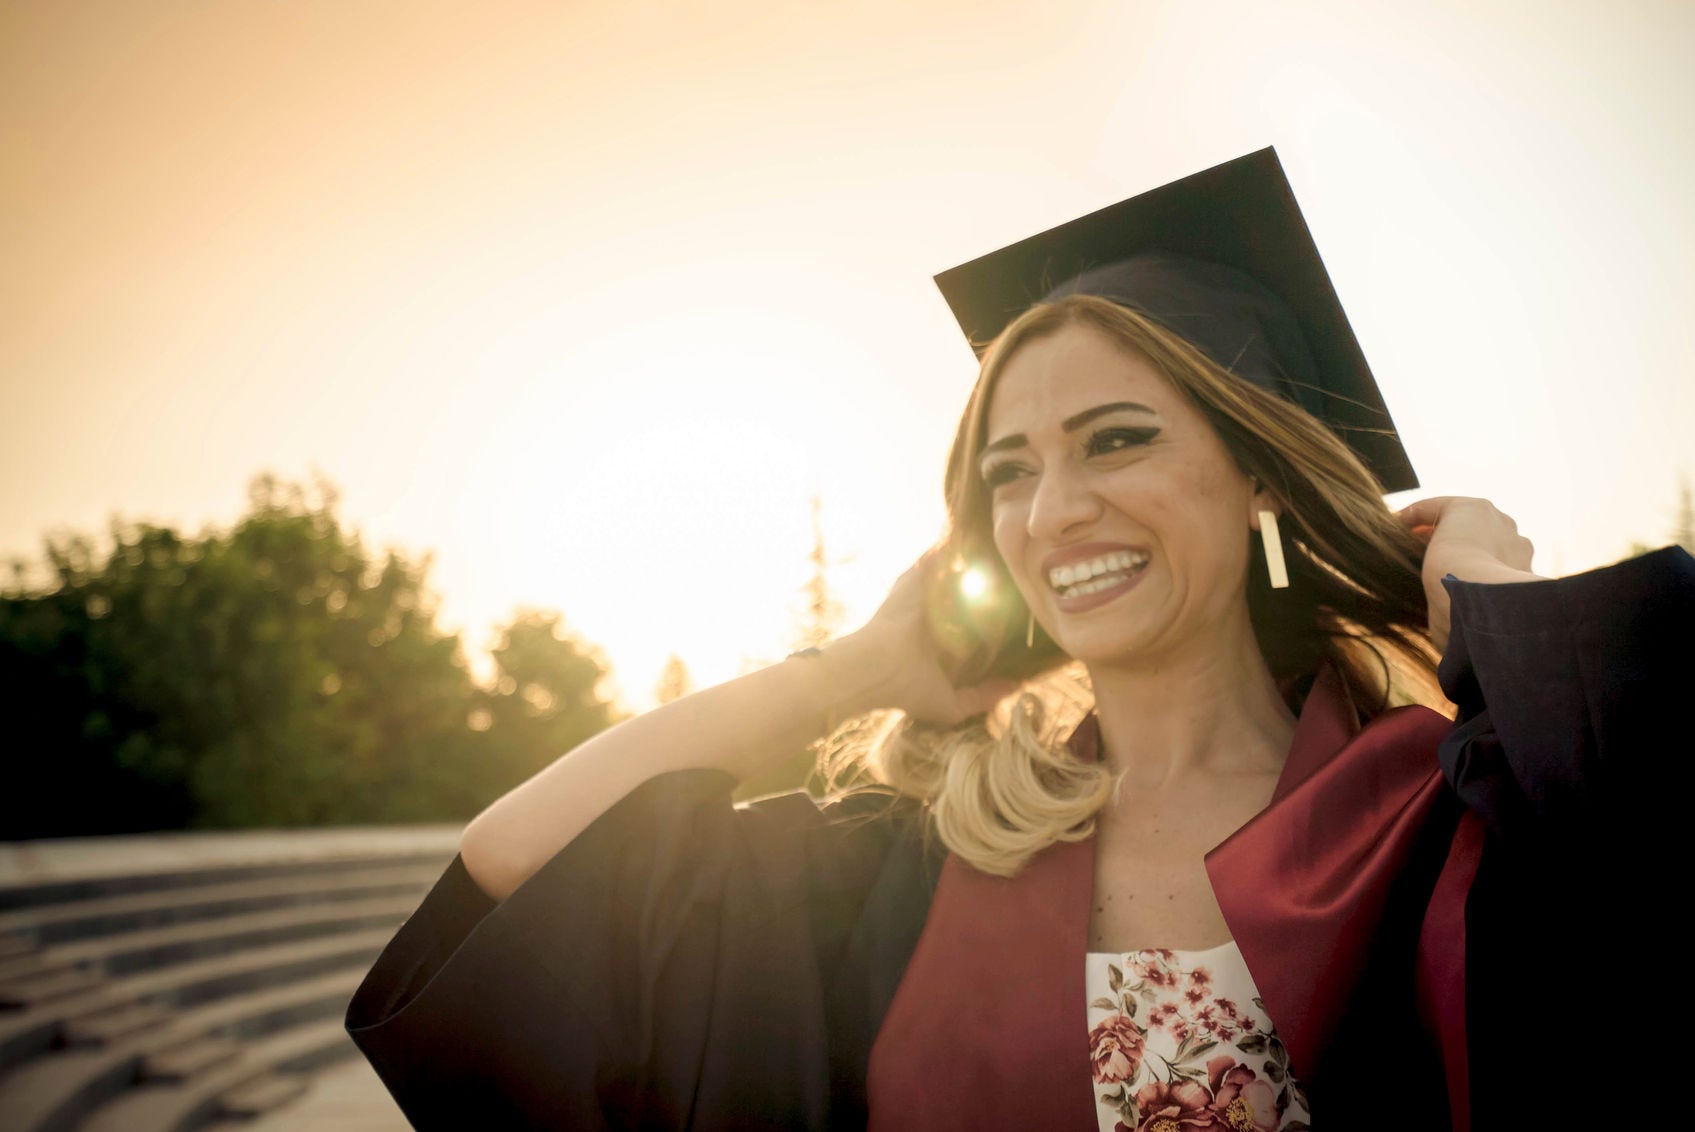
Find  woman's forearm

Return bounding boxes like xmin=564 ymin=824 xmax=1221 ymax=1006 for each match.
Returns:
xmin=458 ymin=632 xmax=894 ymax=902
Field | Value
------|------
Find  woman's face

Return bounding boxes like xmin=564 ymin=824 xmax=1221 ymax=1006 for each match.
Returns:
xmin=979 ymin=321 xmax=1270 ymax=665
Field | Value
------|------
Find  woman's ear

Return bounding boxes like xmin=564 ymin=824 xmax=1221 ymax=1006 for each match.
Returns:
xmin=1247 ymin=478 xmax=1283 ymax=530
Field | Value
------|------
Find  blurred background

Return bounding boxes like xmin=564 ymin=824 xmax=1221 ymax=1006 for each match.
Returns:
xmin=5 ymin=0 xmax=1692 ymax=834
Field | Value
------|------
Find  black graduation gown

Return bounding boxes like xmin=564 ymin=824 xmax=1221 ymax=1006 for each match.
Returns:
xmin=346 ymin=546 xmax=1694 ymax=1130
xmin=345 ymin=773 xmax=944 ymax=1129
xmin=1438 ymin=546 xmax=1693 ymax=1127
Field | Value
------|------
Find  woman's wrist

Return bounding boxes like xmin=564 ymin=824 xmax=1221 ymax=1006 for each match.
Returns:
xmin=1434 ymin=553 xmax=1546 ymax=586
xmin=794 ymin=631 xmax=898 ymax=725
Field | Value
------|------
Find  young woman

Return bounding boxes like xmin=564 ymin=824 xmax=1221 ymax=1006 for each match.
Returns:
xmin=347 ymin=152 xmax=1691 ymax=1131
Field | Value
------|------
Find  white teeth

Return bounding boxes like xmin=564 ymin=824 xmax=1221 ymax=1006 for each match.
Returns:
xmin=1047 ymin=550 xmax=1148 ymax=593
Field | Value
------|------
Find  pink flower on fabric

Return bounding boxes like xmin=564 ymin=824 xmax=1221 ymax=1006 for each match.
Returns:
xmin=1133 ymin=1079 xmax=1213 ymax=1131
xmin=1205 ymin=1057 xmax=1279 ymax=1132
xmin=1187 ymin=967 xmax=1212 ymax=990
xmin=1147 ymin=1003 xmax=1179 ymax=1029
xmin=1089 ymin=1013 xmax=1147 ymax=1084
xmin=1131 ymin=951 xmax=1181 ymax=989
xmin=1194 ymin=1006 xmax=1234 ymax=1040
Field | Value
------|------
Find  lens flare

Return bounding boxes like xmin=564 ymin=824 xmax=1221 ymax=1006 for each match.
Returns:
xmin=959 ymin=567 xmax=989 ymax=601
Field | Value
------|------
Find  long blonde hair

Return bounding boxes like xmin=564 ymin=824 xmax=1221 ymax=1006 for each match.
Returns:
xmin=837 ymin=295 xmax=1438 ymax=877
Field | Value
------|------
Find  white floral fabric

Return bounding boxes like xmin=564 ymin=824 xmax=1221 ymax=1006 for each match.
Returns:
xmin=1086 ymin=942 xmax=1311 ymax=1131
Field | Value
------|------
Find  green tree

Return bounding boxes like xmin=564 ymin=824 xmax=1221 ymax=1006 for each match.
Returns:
xmin=653 ymin=653 xmax=693 ymax=705
xmin=0 ymin=474 xmax=619 ymax=836
xmin=476 ymin=610 xmax=623 ymax=787
xmin=1676 ymin=480 xmax=1694 ymax=555
xmin=1627 ymin=475 xmax=1695 ymax=559
xmin=736 ymin=496 xmax=849 ymax=801
xmin=791 ymin=495 xmax=846 ymax=652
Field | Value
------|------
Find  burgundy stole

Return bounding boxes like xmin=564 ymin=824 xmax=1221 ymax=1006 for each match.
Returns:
xmin=866 ymin=667 xmax=1482 ymax=1130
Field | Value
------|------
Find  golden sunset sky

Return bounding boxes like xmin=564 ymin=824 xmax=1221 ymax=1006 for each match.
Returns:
xmin=4 ymin=0 xmax=1691 ymax=706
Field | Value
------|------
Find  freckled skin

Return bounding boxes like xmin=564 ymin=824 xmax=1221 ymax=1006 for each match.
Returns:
xmin=1087 ymin=767 xmax=1282 ymax=951
xmin=983 ymin=324 xmax=1287 ymax=951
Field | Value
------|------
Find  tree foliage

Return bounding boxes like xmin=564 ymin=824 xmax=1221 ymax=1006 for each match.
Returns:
xmin=1627 ymin=476 xmax=1695 ymax=560
xmin=735 ymin=495 xmax=849 ymax=801
xmin=653 ymin=653 xmax=693 ymax=705
xmin=790 ymin=495 xmax=845 ymax=652
xmin=0 ymin=475 xmax=621 ymax=837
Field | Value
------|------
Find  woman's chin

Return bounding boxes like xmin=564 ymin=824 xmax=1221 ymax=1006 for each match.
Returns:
xmin=1046 ymin=626 xmax=1148 ymax=667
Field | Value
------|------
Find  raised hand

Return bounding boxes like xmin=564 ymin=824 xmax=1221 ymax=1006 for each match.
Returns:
xmin=824 ymin=550 xmax=1021 ymax=726
xmin=1395 ymin=496 xmax=1544 ymax=652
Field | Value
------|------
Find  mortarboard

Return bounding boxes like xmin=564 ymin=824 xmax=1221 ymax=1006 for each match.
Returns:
xmin=933 ymin=147 xmax=1417 ymax=492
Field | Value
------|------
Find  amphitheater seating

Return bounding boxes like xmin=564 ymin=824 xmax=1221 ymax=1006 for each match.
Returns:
xmin=0 ymin=837 xmax=455 ymax=1131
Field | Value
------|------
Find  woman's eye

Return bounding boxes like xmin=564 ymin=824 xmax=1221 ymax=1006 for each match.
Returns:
xmin=1087 ymin=426 xmax=1160 ymax=457
xmin=981 ymin=462 xmax=1029 ymax=489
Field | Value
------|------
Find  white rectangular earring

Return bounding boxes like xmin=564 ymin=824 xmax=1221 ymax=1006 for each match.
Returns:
xmin=1258 ymin=510 xmax=1290 ymax=589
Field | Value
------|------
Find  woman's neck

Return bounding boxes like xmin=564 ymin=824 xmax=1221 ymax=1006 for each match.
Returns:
xmin=1084 ymin=619 xmax=1296 ymax=789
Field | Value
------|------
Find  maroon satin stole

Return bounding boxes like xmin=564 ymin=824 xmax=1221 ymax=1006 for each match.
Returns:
xmin=866 ymin=667 xmax=1482 ymax=1131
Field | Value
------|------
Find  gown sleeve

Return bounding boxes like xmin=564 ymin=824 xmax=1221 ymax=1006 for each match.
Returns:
xmin=1433 ymin=545 xmax=1693 ymax=1128
xmin=1436 ymin=543 xmax=1695 ymax=845
xmin=344 ymin=768 xmax=939 ymax=1131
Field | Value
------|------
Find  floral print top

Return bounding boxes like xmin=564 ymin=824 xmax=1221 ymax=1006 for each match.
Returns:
xmin=1086 ymin=942 xmax=1311 ymax=1131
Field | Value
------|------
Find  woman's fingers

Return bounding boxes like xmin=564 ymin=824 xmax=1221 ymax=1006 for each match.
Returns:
xmin=1393 ymin=496 xmax=1451 ymax=530
xmin=1404 ymin=497 xmax=1535 ymax=574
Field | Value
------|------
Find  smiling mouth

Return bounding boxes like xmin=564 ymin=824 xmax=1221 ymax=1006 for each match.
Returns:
xmin=1047 ymin=550 xmax=1150 ymax=598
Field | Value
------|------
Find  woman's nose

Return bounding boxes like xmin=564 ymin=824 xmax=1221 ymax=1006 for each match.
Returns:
xmin=1025 ymin=465 xmax=1100 ymax=541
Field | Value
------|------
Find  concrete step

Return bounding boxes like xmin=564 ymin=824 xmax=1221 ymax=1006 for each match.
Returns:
xmin=0 ymin=831 xmax=455 ymax=1130
xmin=0 ymin=879 xmax=417 ymax=1073
xmin=0 ymin=933 xmax=35 ymax=960
xmin=214 ymin=1072 xmax=309 ymax=1120
xmin=62 ymin=1002 xmax=174 ymax=1048
xmin=141 ymin=1035 xmax=241 ymax=1083
xmin=0 ymin=986 xmax=135 ymax=1077
xmin=0 ymin=954 xmax=378 ymax=1132
xmin=111 ymin=926 xmax=392 ymax=1012
xmin=0 ymin=966 xmax=106 ymax=1009
xmin=49 ymin=894 xmax=422 ymax=978
xmin=0 ymin=920 xmax=392 ymax=1077
xmin=0 ymin=846 xmax=454 ymax=915
xmin=0 ymin=1034 xmax=147 ymax=1132
xmin=76 ymin=1018 xmax=359 ymax=1132
xmin=0 ymin=863 xmax=441 ymax=946
xmin=0 ymin=951 xmax=77 ymax=982
xmin=177 ymin=967 xmax=364 ymax=1043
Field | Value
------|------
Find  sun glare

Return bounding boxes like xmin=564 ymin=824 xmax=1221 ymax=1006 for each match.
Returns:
xmin=438 ymin=304 xmax=912 ymax=703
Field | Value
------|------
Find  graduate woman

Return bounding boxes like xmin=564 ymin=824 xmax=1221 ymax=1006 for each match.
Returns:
xmin=347 ymin=150 xmax=1692 ymax=1130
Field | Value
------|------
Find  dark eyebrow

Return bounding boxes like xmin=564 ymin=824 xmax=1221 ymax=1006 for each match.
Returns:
xmin=980 ymin=401 xmax=1159 ymax=456
xmin=1062 ymin=401 xmax=1158 ymax=431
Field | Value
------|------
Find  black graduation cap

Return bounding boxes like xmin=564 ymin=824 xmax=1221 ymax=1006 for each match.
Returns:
xmin=933 ymin=147 xmax=1417 ymax=492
